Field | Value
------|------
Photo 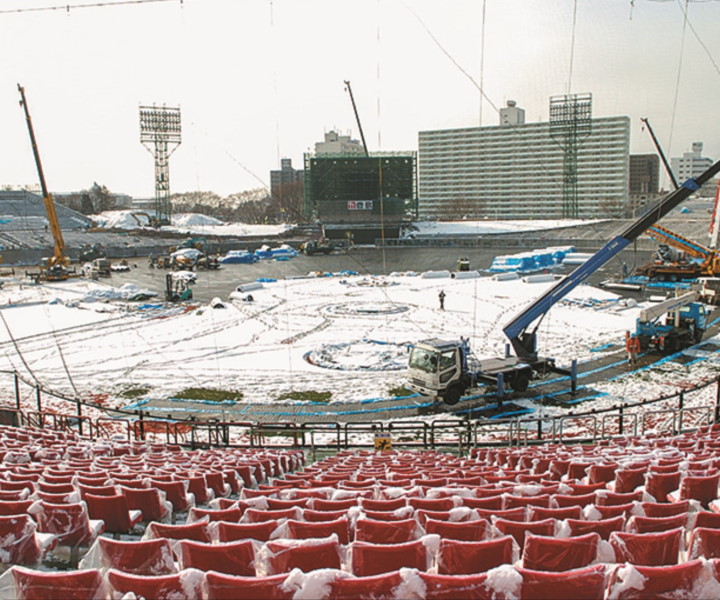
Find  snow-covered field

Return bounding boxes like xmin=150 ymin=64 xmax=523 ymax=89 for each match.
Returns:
xmin=0 ymin=268 xmax=717 ymax=440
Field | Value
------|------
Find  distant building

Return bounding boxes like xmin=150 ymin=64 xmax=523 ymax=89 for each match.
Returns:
xmin=671 ymin=142 xmax=717 ymax=198
xmin=628 ymin=154 xmax=661 ymax=217
xmin=270 ymin=158 xmax=304 ymax=200
xmin=418 ymin=101 xmax=630 ymax=220
xmin=315 ymin=130 xmax=366 ymax=156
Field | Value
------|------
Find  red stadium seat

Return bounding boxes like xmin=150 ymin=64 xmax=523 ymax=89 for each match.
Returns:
xmin=695 ymin=511 xmax=720 ymax=529
xmin=360 ymin=498 xmax=407 ymax=511
xmin=407 ymin=497 xmax=455 ymax=511
xmin=626 ymin=513 xmax=687 ymax=533
xmin=84 ymin=494 xmax=142 ymax=535
xmin=145 ymin=521 xmax=212 ymax=543
xmin=304 ymin=508 xmax=351 ymax=522
xmin=178 ymin=539 xmax=255 ymax=576
xmin=285 ymin=517 xmax=350 ymax=545
xmin=494 ymin=518 xmax=555 ymax=546
xmin=595 ymin=490 xmax=643 ymax=506
xmin=363 ymin=508 xmax=415 ymax=522
xmin=351 ymin=540 xmax=428 ymax=576
xmin=243 ymin=507 xmax=301 ymax=523
xmin=187 ymin=506 xmax=242 ymax=524
xmin=645 ymin=471 xmax=681 ymax=503
xmin=522 ymin=532 xmax=599 ymax=572
xmin=613 ymin=467 xmax=647 ymax=494
xmin=107 ymin=568 xmax=204 ymax=600
xmin=424 ymin=518 xmax=489 ymax=541
xmin=33 ymin=501 xmax=102 ymax=548
xmin=606 ymin=560 xmax=709 ymax=599
xmin=83 ymin=537 xmax=176 ymax=575
xmin=262 ymin=536 xmax=342 ymax=574
xmin=204 ymin=571 xmax=295 ymax=600
xmin=312 ymin=498 xmax=358 ymax=511
xmin=518 ymin=564 xmax=606 ymax=600
xmin=566 ymin=516 xmax=625 ymax=540
xmin=119 ymin=486 xmax=171 ymax=523
xmin=149 ymin=479 xmax=194 ymax=513
xmin=437 ymin=536 xmax=515 ymax=575
xmin=461 ymin=496 xmax=504 ymax=510
xmin=640 ymin=500 xmax=689 ymax=517
xmin=591 ymin=502 xmax=634 ymax=519
xmin=418 ymin=572 xmax=493 ymax=600
xmin=328 ymin=571 xmax=403 ymax=600
xmin=474 ymin=507 xmax=527 ymax=522
xmin=528 ymin=505 xmax=583 ymax=521
xmin=610 ymin=527 xmax=682 ymax=566
xmin=0 ymin=515 xmax=44 ymax=566
xmin=355 ymin=517 xmax=420 ymax=544
xmin=0 ymin=499 xmax=34 ymax=517
xmin=505 ymin=494 xmax=551 ymax=509
xmin=9 ymin=566 xmax=105 ymax=600
xmin=216 ymin=520 xmax=279 ymax=542
xmin=668 ymin=472 xmax=720 ymax=507
xmin=688 ymin=527 xmax=720 ymax=559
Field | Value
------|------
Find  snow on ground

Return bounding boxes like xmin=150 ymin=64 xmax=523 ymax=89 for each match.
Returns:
xmin=403 ymin=219 xmax=605 ymax=237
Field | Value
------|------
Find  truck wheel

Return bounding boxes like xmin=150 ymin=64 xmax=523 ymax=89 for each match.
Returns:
xmin=512 ymin=372 xmax=530 ymax=392
xmin=443 ymin=385 xmax=463 ymax=406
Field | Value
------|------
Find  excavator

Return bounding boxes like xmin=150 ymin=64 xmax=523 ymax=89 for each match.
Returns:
xmin=18 ymin=84 xmax=72 ymax=282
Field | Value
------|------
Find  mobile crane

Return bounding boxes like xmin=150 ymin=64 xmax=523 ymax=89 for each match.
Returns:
xmin=18 ymin=84 xmax=71 ymax=282
xmin=406 ymin=158 xmax=720 ymax=405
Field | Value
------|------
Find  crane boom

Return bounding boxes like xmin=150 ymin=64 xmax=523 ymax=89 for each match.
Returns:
xmin=503 ymin=158 xmax=720 ymax=361
xmin=646 ymin=224 xmax=710 ymax=259
xmin=18 ymin=84 xmax=67 ymax=268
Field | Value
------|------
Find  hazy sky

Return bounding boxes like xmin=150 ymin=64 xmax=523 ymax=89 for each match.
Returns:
xmin=2 ymin=0 xmax=719 ymax=198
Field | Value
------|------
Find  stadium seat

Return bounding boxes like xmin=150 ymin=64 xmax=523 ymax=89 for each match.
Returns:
xmin=407 ymin=497 xmax=455 ymax=511
xmin=668 ymin=472 xmax=720 ymax=507
xmin=0 ymin=515 xmax=46 ymax=566
xmin=424 ymin=517 xmax=489 ymax=541
xmin=355 ymin=517 xmax=420 ymax=544
xmin=626 ymin=513 xmax=687 ymax=533
xmin=522 ymin=532 xmax=599 ymax=572
xmin=351 ymin=540 xmax=428 ymax=576
xmin=119 ymin=486 xmax=171 ymax=522
xmin=80 ymin=537 xmax=176 ymax=575
xmin=688 ymin=527 xmax=720 ymax=559
xmin=610 ymin=527 xmax=683 ymax=566
xmin=474 ymin=506 xmax=527 ymax=522
xmin=363 ymin=507 xmax=415 ymax=522
xmin=145 ymin=521 xmax=212 ymax=543
xmin=328 ymin=571 xmax=404 ymax=600
xmin=304 ymin=508 xmax=351 ymax=522
xmin=149 ymin=479 xmax=195 ymax=514
xmin=518 ymin=564 xmax=606 ymax=600
xmin=591 ymin=502 xmax=634 ymax=519
xmin=418 ymin=572 xmax=492 ymax=600
xmin=645 ymin=471 xmax=681 ymax=503
xmin=8 ymin=566 xmax=105 ymax=600
xmin=613 ymin=467 xmax=647 ymax=493
xmin=262 ymin=536 xmax=342 ymax=574
xmin=461 ymin=495 xmax=504 ymax=510
xmin=204 ymin=571 xmax=296 ymax=600
xmin=285 ymin=517 xmax=351 ymax=544
xmin=694 ymin=511 xmax=720 ymax=529
xmin=216 ymin=519 xmax=279 ymax=542
xmin=528 ymin=505 xmax=583 ymax=521
xmin=595 ymin=490 xmax=643 ymax=506
xmin=84 ymin=493 xmax=142 ymax=535
xmin=186 ymin=506 xmax=243 ymax=524
xmin=437 ymin=536 xmax=515 ymax=575
xmin=312 ymin=498 xmax=358 ymax=511
xmin=33 ymin=501 xmax=103 ymax=549
xmin=178 ymin=539 xmax=256 ymax=576
xmin=552 ymin=492 xmax=596 ymax=508
xmin=0 ymin=499 xmax=34 ymax=517
xmin=360 ymin=498 xmax=407 ymax=511
xmin=106 ymin=568 xmax=204 ymax=600
xmin=606 ymin=560 xmax=712 ymax=599
xmin=566 ymin=516 xmax=625 ymax=540
xmin=640 ymin=500 xmax=690 ymax=517
xmin=494 ymin=518 xmax=555 ymax=546
xmin=243 ymin=507 xmax=301 ymax=523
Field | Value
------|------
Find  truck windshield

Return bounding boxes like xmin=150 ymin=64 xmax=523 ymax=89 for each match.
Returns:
xmin=408 ymin=348 xmax=440 ymax=374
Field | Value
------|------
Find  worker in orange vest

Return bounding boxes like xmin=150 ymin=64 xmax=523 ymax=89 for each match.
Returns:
xmin=625 ymin=331 xmax=641 ymax=366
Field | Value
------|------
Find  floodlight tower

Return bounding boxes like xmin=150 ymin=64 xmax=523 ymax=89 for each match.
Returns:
xmin=549 ymin=93 xmax=592 ymax=219
xmin=139 ymin=104 xmax=182 ymax=225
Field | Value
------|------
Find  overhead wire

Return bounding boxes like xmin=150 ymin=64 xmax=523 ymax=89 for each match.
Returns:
xmin=0 ymin=0 xmax=181 ymax=15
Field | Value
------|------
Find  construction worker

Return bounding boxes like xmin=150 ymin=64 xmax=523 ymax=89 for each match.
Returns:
xmin=625 ymin=331 xmax=641 ymax=366
xmin=439 ymin=290 xmax=446 ymax=310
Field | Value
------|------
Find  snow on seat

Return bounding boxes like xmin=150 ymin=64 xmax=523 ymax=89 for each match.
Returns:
xmin=474 ymin=506 xmax=527 ymax=522
xmin=407 ymin=497 xmax=455 ymax=511
xmin=518 ymin=564 xmax=607 ymax=600
xmin=609 ymin=527 xmax=683 ymax=566
xmin=260 ymin=535 xmax=343 ymax=575
xmin=424 ymin=517 xmax=490 ymax=541
xmin=493 ymin=517 xmax=555 ymax=547
xmin=203 ymin=571 xmax=297 ymax=600
xmin=1 ymin=566 xmax=106 ymax=600
xmin=461 ymin=495 xmax=504 ymax=510
xmin=625 ymin=513 xmax=688 ymax=533
xmin=437 ymin=536 xmax=517 ymax=575
xmin=589 ymin=502 xmax=635 ymax=520
xmin=596 ymin=490 xmax=644 ymax=506
xmin=119 ymin=486 xmax=172 ymax=523
xmin=148 ymin=479 xmax=195 ymax=514
xmin=667 ymin=472 xmax=720 ymax=508
xmin=362 ymin=507 xmax=415 ymax=522
xmin=0 ymin=515 xmax=50 ymax=567
xmin=606 ymin=559 xmax=720 ymax=600
xmin=83 ymin=493 xmax=142 ymax=535
xmin=178 ymin=539 xmax=256 ymax=576
xmin=76 ymin=484 xmax=118 ymax=501
xmin=79 ymin=537 xmax=176 ymax=575
xmin=215 ymin=520 xmax=280 ymax=543
xmin=326 ymin=570 xmax=406 ymax=600
xmin=355 ymin=517 xmax=422 ymax=544
xmin=106 ymin=567 xmax=204 ymax=600
xmin=688 ymin=527 xmax=720 ymax=559
xmin=350 ymin=539 xmax=430 ymax=576
xmin=144 ymin=520 xmax=212 ymax=543
xmin=414 ymin=508 xmax=477 ymax=526
xmin=522 ymin=532 xmax=600 ymax=572
xmin=566 ymin=516 xmax=625 ymax=540
xmin=31 ymin=501 xmax=103 ymax=550
xmin=613 ymin=467 xmax=648 ymax=494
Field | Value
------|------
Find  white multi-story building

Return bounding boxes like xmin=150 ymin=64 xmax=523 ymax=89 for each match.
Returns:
xmin=315 ymin=130 xmax=365 ymax=156
xmin=418 ymin=107 xmax=630 ymax=220
xmin=671 ymin=142 xmax=714 ymax=183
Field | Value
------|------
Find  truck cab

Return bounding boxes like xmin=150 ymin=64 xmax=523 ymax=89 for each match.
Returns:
xmin=406 ymin=339 xmax=468 ymax=405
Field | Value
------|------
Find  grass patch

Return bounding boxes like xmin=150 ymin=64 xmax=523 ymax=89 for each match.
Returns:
xmin=120 ymin=387 xmax=150 ymax=399
xmin=174 ymin=388 xmax=244 ymax=402
xmin=277 ymin=390 xmax=332 ymax=403
xmin=388 ymin=385 xmax=414 ymax=397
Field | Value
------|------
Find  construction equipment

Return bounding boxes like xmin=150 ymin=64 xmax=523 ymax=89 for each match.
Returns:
xmin=407 ymin=158 xmax=720 ymax=405
xmin=165 ymin=272 xmax=193 ymax=302
xmin=637 ymin=224 xmax=720 ymax=280
xmin=18 ymin=84 xmax=71 ymax=281
xmin=635 ymin=291 xmax=707 ymax=353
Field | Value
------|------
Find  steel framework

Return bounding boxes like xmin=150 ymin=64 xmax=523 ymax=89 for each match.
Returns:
xmin=549 ymin=93 xmax=592 ymax=219
xmin=139 ymin=105 xmax=182 ymax=225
